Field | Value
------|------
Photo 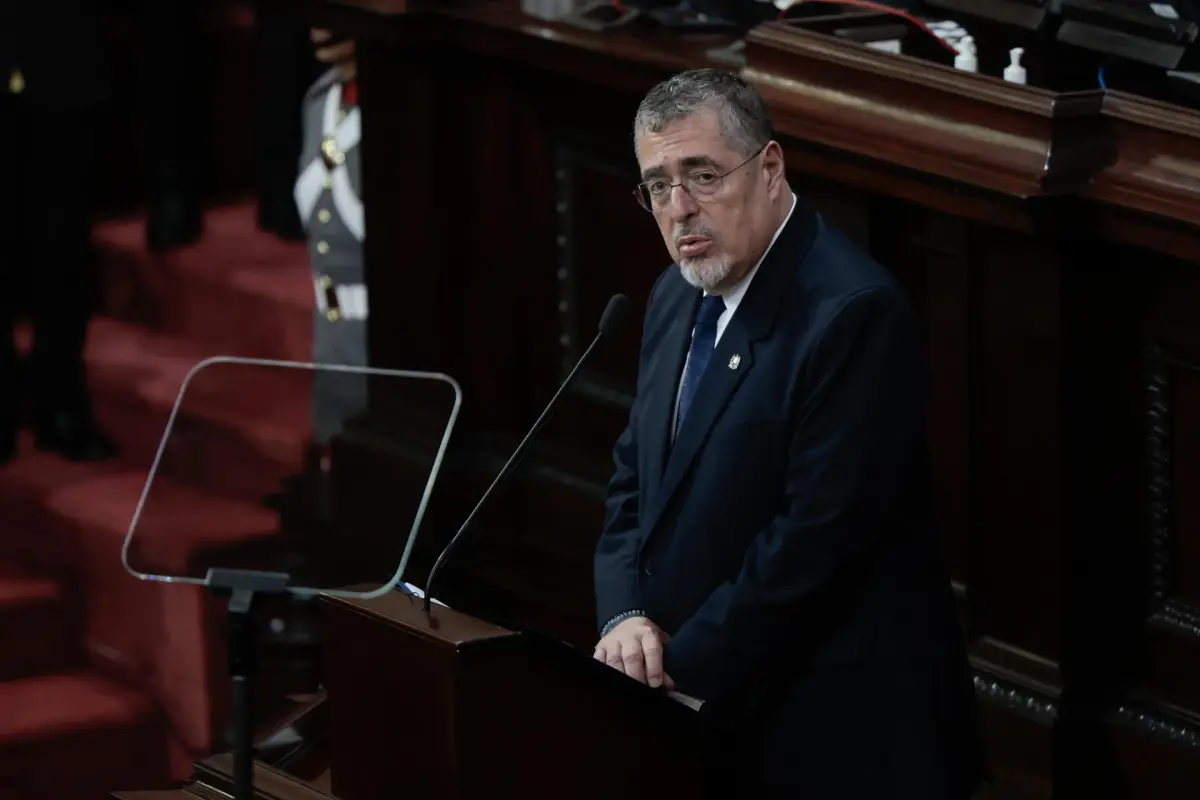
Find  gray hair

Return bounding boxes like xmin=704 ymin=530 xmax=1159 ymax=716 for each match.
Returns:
xmin=633 ymin=69 xmax=773 ymax=159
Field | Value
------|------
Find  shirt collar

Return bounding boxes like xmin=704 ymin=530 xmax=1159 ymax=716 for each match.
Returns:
xmin=709 ymin=192 xmax=798 ymax=313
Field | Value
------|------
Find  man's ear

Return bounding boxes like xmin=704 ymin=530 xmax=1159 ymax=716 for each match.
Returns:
xmin=761 ymin=141 xmax=786 ymax=198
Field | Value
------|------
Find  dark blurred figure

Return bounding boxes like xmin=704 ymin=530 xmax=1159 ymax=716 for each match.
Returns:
xmin=138 ymin=0 xmax=310 ymax=250
xmin=253 ymin=2 xmax=312 ymax=242
xmin=0 ymin=3 xmax=118 ymax=464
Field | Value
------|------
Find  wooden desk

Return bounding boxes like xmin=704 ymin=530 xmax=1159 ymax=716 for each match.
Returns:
xmin=158 ymin=1 xmax=1200 ymax=797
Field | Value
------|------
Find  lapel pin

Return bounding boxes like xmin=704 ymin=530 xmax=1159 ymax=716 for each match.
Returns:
xmin=728 ymin=354 xmax=741 ymax=370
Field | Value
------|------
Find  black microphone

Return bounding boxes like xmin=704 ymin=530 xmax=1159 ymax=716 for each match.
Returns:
xmin=422 ymin=293 xmax=632 ymax=611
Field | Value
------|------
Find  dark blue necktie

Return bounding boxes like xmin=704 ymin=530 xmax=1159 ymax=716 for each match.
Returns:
xmin=676 ymin=294 xmax=726 ymax=437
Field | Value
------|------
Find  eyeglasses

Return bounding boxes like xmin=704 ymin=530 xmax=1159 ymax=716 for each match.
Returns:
xmin=633 ymin=144 xmax=766 ymax=212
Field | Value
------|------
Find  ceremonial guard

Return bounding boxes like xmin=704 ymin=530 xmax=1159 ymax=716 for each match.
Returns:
xmin=293 ymin=30 xmax=366 ymax=449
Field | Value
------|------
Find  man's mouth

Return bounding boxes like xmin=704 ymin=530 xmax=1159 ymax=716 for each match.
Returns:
xmin=677 ymin=235 xmax=712 ymax=258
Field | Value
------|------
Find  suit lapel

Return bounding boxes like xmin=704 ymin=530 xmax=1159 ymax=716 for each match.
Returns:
xmin=643 ymin=323 xmax=755 ymax=538
xmin=640 ymin=202 xmax=820 ymax=542
xmin=641 ymin=289 xmax=699 ymax=506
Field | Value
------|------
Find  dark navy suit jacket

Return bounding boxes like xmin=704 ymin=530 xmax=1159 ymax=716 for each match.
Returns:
xmin=594 ymin=205 xmax=985 ymax=798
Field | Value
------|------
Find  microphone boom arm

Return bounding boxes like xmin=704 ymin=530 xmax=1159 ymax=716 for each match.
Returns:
xmin=422 ymin=318 xmax=616 ymax=612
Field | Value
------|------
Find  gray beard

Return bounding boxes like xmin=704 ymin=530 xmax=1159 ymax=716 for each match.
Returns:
xmin=679 ymin=253 xmax=734 ymax=292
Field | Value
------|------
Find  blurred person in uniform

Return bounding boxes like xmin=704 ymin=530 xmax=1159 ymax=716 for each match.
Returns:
xmin=294 ymin=28 xmax=366 ymax=457
xmin=248 ymin=27 xmax=361 ymax=664
xmin=0 ymin=3 xmax=118 ymax=464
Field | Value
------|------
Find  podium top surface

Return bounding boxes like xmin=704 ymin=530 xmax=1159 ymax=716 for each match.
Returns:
xmin=325 ymin=587 xmax=516 ymax=648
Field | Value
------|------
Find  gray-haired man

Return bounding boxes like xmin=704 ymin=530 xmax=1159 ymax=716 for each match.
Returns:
xmin=593 ymin=68 xmax=985 ymax=798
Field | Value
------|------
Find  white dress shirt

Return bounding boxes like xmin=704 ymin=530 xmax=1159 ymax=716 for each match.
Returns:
xmin=672 ymin=193 xmax=798 ymax=437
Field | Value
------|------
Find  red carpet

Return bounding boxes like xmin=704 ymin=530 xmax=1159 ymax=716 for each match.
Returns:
xmin=0 ymin=202 xmax=313 ymax=799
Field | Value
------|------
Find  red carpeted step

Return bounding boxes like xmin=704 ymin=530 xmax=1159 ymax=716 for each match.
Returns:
xmin=0 ymin=456 xmax=283 ymax=779
xmin=94 ymin=201 xmax=313 ymax=363
xmin=83 ymin=316 xmax=313 ymax=498
xmin=0 ymin=454 xmax=281 ymax=585
xmin=0 ymin=564 xmax=81 ymax=681
xmin=0 ymin=671 xmax=169 ymax=797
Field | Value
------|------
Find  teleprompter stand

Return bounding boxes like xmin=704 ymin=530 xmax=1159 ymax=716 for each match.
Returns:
xmin=206 ymin=567 xmax=292 ymax=800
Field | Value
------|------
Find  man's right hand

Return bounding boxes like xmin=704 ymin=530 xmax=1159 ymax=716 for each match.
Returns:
xmin=593 ymin=615 xmax=675 ymax=689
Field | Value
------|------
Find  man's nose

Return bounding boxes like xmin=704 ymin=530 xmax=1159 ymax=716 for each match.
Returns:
xmin=666 ymin=184 xmax=700 ymax=220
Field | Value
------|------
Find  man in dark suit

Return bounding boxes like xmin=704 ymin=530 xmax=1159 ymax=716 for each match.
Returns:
xmin=0 ymin=3 xmax=117 ymax=463
xmin=593 ymin=69 xmax=985 ymax=798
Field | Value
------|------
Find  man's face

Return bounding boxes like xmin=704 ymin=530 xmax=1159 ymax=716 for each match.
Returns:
xmin=635 ymin=107 xmax=780 ymax=293
xmin=311 ymin=28 xmax=357 ymax=79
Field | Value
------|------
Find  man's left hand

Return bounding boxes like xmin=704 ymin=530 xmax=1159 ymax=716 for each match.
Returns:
xmin=593 ymin=615 xmax=677 ymax=689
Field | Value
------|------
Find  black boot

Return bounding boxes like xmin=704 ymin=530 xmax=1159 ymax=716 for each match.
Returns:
xmin=138 ymin=0 xmax=205 ymax=252
xmin=0 ymin=383 xmax=16 ymax=467
xmin=0 ymin=316 xmax=17 ymax=467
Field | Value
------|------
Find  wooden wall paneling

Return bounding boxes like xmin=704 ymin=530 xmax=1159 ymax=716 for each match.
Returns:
xmin=542 ymin=140 xmax=651 ymax=463
xmin=1051 ymin=229 xmax=1148 ymax=797
xmin=974 ymin=669 xmax=1057 ymax=799
xmin=1148 ymin=348 xmax=1200 ymax=646
xmin=869 ymin=200 xmax=974 ymax=592
xmin=961 ymin=223 xmax=1065 ymax=795
xmin=358 ymin=42 xmax=448 ymax=378
xmin=865 ymin=195 xmax=1062 ymax=794
xmin=1077 ymin=99 xmax=1200 ymax=793
xmin=797 ymin=175 xmax=873 ymax=252
xmin=358 ymin=41 xmax=531 ymax=437
xmin=1107 ymin=721 xmax=1200 ymax=800
xmin=971 ymin=227 xmax=1065 ymax=665
xmin=425 ymin=52 xmax=527 ymax=437
xmin=1129 ymin=260 xmax=1200 ymax=762
xmin=1142 ymin=340 xmax=1200 ymax=689
xmin=457 ymin=63 xmax=528 ymax=435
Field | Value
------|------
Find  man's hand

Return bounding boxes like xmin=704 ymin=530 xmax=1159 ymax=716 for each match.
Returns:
xmin=593 ymin=615 xmax=675 ymax=689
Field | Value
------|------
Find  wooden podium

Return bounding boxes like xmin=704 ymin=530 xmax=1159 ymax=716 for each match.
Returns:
xmin=321 ymin=590 xmax=714 ymax=798
xmin=116 ymin=590 xmax=716 ymax=800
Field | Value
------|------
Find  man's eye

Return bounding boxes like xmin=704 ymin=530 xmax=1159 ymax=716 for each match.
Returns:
xmin=648 ymin=181 xmax=671 ymax=195
xmin=692 ymin=172 xmax=718 ymax=185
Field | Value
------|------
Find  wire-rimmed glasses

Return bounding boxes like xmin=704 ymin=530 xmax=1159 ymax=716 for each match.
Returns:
xmin=633 ymin=144 xmax=766 ymax=212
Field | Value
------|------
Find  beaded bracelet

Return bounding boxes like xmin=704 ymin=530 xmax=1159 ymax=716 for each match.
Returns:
xmin=600 ymin=608 xmax=648 ymax=638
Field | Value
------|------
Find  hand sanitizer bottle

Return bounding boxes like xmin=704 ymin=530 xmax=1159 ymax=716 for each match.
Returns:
xmin=1004 ymin=47 xmax=1027 ymax=85
xmin=954 ymin=36 xmax=977 ymax=73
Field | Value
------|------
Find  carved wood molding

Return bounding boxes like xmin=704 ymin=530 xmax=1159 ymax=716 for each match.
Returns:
xmin=742 ymin=23 xmax=1111 ymax=199
xmin=1144 ymin=341 xmax=1200 ymax=638
xmin=1113 ymin=702 xmax=1200 ymax=748
xmin=969 ymin=637 xmax=1061 ymax=726
xmin=320 ymin=0 xmax=1200 ymax=238
xmin=973 ymin=673 xmax=1059 ymax=725
xmin=1087 ymin=92 xmax=1200 ymax=229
